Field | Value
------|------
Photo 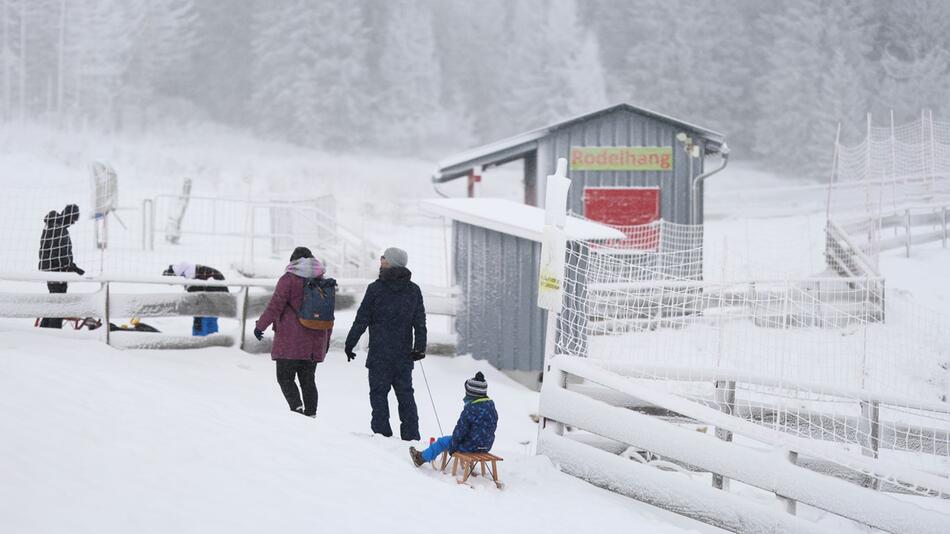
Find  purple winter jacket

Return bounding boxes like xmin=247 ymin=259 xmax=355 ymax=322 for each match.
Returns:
xmin=256 ymin=268 xmax=332 ymax=362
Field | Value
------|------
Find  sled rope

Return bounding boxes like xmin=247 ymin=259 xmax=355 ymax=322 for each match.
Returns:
xmin=419 ymin=361 xmax=444 ymax=435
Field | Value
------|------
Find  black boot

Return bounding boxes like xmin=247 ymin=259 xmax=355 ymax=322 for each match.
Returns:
xmin=409 ymin=447 xmax=425 ymax=467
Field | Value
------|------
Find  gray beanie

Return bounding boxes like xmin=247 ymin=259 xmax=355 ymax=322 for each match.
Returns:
xmin=382 ymin=247 xmax=408 ymax=268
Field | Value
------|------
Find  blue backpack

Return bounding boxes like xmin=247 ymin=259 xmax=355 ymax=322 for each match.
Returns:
xmin=297 ymin=277 xmax=336 ymax=330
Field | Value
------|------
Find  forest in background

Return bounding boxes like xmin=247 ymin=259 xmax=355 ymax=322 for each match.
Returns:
xmin=2 ymin=0 xmax=949 ymax=178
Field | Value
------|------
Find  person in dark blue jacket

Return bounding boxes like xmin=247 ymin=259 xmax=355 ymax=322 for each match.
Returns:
xmin=345 ymin=247 xmax=427 ymax=441
xmin=409 ymin=372 xmax=498 ymax=466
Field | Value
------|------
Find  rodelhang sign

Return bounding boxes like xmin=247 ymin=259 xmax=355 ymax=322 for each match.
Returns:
xmin=570 ymin=146 xmax=673 ymax=171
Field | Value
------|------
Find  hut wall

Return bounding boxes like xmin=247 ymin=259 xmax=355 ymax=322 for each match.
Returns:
xmin=453 ymin=221 xmax=547 ymax=371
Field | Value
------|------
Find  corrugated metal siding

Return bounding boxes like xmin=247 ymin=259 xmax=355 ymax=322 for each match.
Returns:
xmin=536 ymin=107 xmax=708 ymax=225
xmin=453 ymin=221 xmax=546 ymax=372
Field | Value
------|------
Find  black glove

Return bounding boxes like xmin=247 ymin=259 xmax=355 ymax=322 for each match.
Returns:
xmin=410 ymin=350 xmax=425 ymax=362
xmin=345 ymin=348 xmax=356 ymax=362
xmin=253 ymin=328 xmax=264 ymax=341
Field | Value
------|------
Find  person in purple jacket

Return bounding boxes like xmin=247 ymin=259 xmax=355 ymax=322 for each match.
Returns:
xmin=254 ymin=247 xmax=332 ymax=417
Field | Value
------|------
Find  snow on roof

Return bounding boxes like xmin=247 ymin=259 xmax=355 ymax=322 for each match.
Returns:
xmin=420 ymin=198 xmax=626 ymax=242
xmin=433 ymin=103 xmax=726 ymax=182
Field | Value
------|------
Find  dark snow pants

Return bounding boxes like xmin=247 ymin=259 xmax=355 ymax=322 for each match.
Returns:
xmin=39 ymin=282 xmax=68 ymax=328
xmin=368 ymin=364 xmax=419 ymax=440
xmin=276 ymin=360 xmax=318 ymax=416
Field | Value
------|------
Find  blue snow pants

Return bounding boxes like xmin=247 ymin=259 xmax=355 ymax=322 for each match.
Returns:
xmin=422 ymin=436 xmax=453 ymax=462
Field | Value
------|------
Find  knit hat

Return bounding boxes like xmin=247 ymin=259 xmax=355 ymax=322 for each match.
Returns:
xmin=62 ymin=204 xmax=80 ymax=224
xmin=382 ymin=247 xmax=408 ymax=268
xmin=290 ymin=246 xmax=314 ymax=261
xmin=464 ymin=371 xmax=488 ymax=397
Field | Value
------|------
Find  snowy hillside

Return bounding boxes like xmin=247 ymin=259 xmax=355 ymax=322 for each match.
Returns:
xmin=0 ymin=333 xmax=718 ymax=534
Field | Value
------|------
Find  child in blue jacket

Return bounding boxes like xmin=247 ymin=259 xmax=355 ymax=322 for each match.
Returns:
xmin=410 ymin=372 xmax=498 ymax=466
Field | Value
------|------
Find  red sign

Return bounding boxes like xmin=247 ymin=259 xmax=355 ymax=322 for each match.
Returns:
xmin=583 ymin=187 xmax=661 ymax=250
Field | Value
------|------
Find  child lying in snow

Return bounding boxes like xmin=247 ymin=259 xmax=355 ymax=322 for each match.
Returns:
xmin=410 ymin=372 xmax=498 ymax=466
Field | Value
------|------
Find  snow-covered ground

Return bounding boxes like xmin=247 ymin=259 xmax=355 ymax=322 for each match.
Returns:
xmin=0 ymin=332 xmax=719 ymax=534
xmin=2 ymin=124 xmax=949 ymax=533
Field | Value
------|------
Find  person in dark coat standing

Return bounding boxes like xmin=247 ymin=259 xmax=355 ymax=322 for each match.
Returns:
xmin=38 ymin=204 xmax=84 ymax=328
xmin=345 ymin=247 xmax=426 ymax=441
xmin=409 ymin=372 xmax=498 ymax=467
xmin=162 ymin=262 xmax=229 ymax=336
xmin=254 ymin=247 xmax=332 ymax=418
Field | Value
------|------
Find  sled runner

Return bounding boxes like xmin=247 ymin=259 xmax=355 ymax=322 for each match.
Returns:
xmin=435 ymin=451 xmax=504 ymax=489
xmin=33 ymin=317 xmax=101 ymax=330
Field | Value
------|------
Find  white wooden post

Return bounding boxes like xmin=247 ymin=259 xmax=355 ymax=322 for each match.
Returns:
xmin=537 ymin=158 xmax=571 ymax=440
xmin=776 ymin=450 xmax=799 ymax=515
xmin=712 ymin=379 xmax=736 ymax=490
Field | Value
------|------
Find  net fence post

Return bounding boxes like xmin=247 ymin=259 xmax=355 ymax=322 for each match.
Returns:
xmin=712 ymin=379 xmax=736 ymax=490
xmin=102 ymin=281 xmax=110 ymax=346
xmin=942 ymin=206 xmax=947 ymax=249
xmin=141 ymin=198 xmax=152 ymax=251
xmin=904 ymin=208 xmax=911 ymax=257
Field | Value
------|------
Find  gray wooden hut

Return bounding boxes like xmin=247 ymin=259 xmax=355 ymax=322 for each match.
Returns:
xmin=421 ymin=198 xmax=624 ymax=380
xmin=432 ymin=103 xmax=726 ymax=225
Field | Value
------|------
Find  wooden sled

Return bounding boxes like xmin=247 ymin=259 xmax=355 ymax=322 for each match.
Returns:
xmin=434 ymin=450 xmax=504 ymax=489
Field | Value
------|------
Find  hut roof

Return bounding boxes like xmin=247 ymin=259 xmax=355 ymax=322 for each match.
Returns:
xmin=433 ymin=103 xmax=725 ymax=183
xmin=420 ymin=198 xmax=626 ymax=242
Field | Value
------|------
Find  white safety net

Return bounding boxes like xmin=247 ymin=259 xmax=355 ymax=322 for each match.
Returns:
xmin=556 ymin=219 xmax=950 ymax=497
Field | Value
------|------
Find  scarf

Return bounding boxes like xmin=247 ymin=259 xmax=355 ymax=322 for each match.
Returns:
xmin=286 ymin=257 xmax=325 ymax=279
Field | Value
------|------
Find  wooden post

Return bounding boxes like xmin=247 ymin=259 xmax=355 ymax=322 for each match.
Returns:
xmin=238 ymin=285 xmax=249 ymax=350
xmin=540 ymin=330 xmax=569 ymax=437
xmin=904 ymin=208 xmax=911 ymax=258
xmin=523 ymin=153 xmax=538 ymax=206
xmin=859 ymin=399 xmax=881 ymax=489
xmin=712 ymin=379 xmax=736 ymax=490
xmin=467 ymin=166 xmax=482 ymax=198
xmin=942 ymin=207 xmax=947 ymax=249
xmin=776 ymin=450 xmax=799 ymax=515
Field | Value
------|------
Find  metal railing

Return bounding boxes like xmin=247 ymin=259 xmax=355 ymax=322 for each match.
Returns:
xmin=0 ymin=272 xmax=459 ymax=351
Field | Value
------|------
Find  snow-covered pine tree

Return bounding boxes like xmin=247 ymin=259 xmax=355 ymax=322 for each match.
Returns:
xmin=495 ymin=0 xmax=551 ymax=135
xmin=872 ymin=0 xmax=950 ymax=123
xmin=544 ymin=0 xmax=607 ymax=120
xmin=374 ymin=0 xmax=444 ymax=153
xmin=186 ymin=0 xmax=255 ymax=125
xmin=431 ymin=0 xmax=508 ymax=142
xmin=251 ymin=0 xmax=369 ymax=148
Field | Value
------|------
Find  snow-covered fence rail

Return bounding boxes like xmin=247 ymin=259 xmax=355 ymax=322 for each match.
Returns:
xmin=0 ymin=272 xmax=459 ymax=351
xmin=537 ymin=356 xmax=950 ymax=534
xmin=142 ymin=194 xmax=379 ymax=279
xmin=835 ymin=205 xmax=950 ymax=261
xmin=825 ymin=220 xmax=880 ymax=276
